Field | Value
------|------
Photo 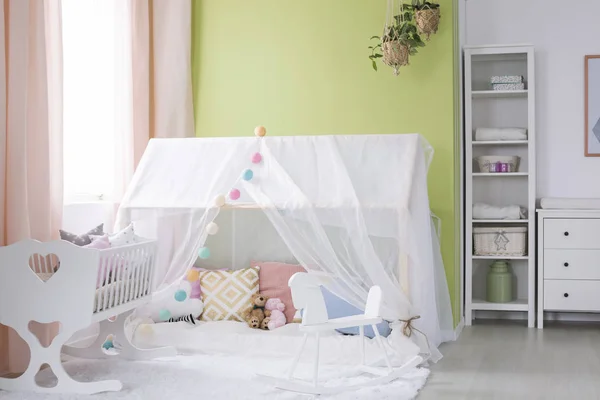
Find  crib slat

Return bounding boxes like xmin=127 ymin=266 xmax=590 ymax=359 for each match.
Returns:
xmin=131 ymin=248 xmax=141 ymax=301
xmin=121 ymin=248 xmax=134 ymax=304
xmin=105 ymin=254 xmax=118 ymax=311
xmin=131 ymin=249 xmax=142 ymax=300
xmin=141 ymin=246 xmax=152 ymax=297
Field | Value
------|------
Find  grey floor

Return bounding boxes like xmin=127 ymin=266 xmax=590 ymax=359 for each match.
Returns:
xmin=418 ymin=321 xmax=600 ymax=399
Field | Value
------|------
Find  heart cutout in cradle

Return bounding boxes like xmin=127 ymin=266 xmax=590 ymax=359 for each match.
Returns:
xmin=28 ymin=253 xmax=61 ymax=282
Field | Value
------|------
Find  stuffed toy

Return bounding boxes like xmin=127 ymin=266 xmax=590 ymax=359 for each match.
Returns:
xmin=264 ymin=298 xmax=286 ymax=330
xmin=245 ymin=293 xmax=269 ymax=329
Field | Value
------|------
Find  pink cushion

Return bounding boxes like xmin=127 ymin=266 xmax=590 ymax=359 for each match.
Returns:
xmin=253 ymin=261 xmax=306 ymax=323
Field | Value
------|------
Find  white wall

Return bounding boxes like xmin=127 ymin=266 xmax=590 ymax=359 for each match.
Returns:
xmin=464 ymin=0 xmax=600 ymax=198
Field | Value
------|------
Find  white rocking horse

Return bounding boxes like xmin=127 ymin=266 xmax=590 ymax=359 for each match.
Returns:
xmin=259 ymin=272 xmax=422 ymax=395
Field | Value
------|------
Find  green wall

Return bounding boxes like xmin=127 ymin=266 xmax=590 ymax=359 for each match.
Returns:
xmin=192 ymin=0 xmax=460 ymax=325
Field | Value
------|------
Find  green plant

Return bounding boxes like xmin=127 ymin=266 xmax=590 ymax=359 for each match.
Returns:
xmin=409 ymin=0 xmax=440 ymax=10
xmin=368 ymin=6 xmax=426 ymax=71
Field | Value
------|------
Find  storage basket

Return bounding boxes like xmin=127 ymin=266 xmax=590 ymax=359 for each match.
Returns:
xmin=474 ymin=227 xmax=527 ymax=256
xmin=476 ymin=155 xmax=520 ymax=172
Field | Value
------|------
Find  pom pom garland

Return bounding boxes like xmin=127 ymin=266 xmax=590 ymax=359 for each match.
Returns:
xmin=251 ymin=152 xmax=262 ymax=164
xmin=229 ymin=189 xmax=240 ymax=200
xmin=206 ymin=222 xmax=219 ymax=235
xmin=158 ymin=309 xmax=172 ymax=321
xmin=242 ymin=169 xmax=254 ymax=181
xmin=214 ymin=195 xmax=226 ymax=207
xmin=187 ymin=269 xmax=200 ymax=282
xmin=198 ymin=247 xmax=211 ymax=259
xmin=254 ymin=126 xmax=267 ymax=137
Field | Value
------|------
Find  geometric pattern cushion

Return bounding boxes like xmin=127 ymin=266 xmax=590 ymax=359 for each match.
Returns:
xmin=199 ymin=267 xmax=259 ymax=322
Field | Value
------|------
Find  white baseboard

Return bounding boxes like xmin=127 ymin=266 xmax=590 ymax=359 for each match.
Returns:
xmin=453 ymin=318 xmax=464 ymax=340
xmin=473 ymin=311 xmax=600 ymax=323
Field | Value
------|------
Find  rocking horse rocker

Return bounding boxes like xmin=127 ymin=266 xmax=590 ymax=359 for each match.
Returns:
xmin=259 ymin=272 xmax=422 ymax=395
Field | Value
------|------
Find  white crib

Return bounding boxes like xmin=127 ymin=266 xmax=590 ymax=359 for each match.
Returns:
xmin=0 ymin=239 xmax=176 ymax=395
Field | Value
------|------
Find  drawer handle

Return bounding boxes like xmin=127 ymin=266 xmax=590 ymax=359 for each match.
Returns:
xmin=564 ymin=232 xmax=569 ymax=236
xmin=564 ymin=293 xmax=569 ymax=298
xmin=564 ymin=262 xmax=569 ymax=267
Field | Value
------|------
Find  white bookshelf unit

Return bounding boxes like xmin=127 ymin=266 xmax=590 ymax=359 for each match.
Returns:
xmin=464 ymin=45 xmax=536 ymax=327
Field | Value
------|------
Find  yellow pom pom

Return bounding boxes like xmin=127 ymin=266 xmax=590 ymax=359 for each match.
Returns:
xmin=254 ymin=126 xmax=267 ymax=137
xmin=187 ymin=269 xmax=200 ymax=282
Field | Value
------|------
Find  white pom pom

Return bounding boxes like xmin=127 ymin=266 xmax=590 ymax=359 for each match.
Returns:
xmin=206 ymin=222 xmax=219 ymax=235
xmin=214 ymin=195 xmax=226 ymax=207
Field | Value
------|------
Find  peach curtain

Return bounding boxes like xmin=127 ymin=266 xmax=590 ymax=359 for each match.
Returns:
xmin=0 ymin=0 xmax=63 ymax=375
xmin=114 ymin=0 xmax=193 ymax=202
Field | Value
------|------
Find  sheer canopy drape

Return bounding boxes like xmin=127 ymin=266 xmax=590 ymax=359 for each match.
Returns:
xmin=117 ymin=134 xmax=453 ymax=361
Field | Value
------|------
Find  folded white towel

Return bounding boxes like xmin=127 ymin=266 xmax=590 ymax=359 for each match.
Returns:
xmin=473 ymin=203 xmax=527 ymax=220
xmin=541 ymin=198 xmax=600 ymax=210
xmin=475 ymin=128 xmax=527 ymax=141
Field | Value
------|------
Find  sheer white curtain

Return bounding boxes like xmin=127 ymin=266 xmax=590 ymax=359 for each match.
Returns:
xmin=62 ymin=0 xmax=193 ymax=217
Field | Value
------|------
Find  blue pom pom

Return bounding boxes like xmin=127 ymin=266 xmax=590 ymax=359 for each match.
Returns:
xmin=242 ymin=169 xmax=254 ymax=181
xmin=198 ymin=247 xmax=211 ymax=259
xmin=174 ymin=289 xmax=187 ymax=302
xmin=159 ymin=309 xmax=171 ymax=321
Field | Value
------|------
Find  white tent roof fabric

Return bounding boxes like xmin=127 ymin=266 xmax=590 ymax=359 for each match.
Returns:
xmin=116 ymin=134 xmax=453 ymax=361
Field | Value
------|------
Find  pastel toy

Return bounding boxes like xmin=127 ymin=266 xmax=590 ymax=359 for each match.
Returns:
xmin=254 ymin=126 xmax=267 ymax=137
xmin=265 ymin=298 xmax=286 ymax=313
xmin=251 ymin=152 xmax=262 ymax=164
xmin=158 ymin=309 xmax=171 ymax=321
xmin=229 ymin=189 xmax=240 ymax=200
xmin=266 ymin=309 xmax=286 ymax=330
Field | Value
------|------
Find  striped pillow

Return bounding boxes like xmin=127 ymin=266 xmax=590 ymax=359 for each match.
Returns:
xmin=199 ymin=267 xmax=259 ymax=322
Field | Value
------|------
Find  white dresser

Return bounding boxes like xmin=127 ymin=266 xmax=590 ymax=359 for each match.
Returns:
xmin=537 ymin=209 xmax=600 ymax=328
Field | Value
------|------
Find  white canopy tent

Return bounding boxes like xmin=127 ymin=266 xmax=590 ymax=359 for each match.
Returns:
xmin=116 ymin=133 xmax=453 ymax=360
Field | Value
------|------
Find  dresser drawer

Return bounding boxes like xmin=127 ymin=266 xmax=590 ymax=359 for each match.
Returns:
xmin=544 ymin=280 xmax=600 ymax=311
xmin=544 ymin=250 xmax=600 ymax=279
xmin=543 ymin=219 xmax=600 ymax=249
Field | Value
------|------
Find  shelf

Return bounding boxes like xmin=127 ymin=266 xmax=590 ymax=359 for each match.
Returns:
xmin=472 ymin=219 xmax=529 ymax=224
xmin=472 ymin=140 xmax=528 ymax=146
xmin=472 ymin=255 xmax=529 ymax=260
xmin=471 ymin=299 xmax=528 ymax=312
xmin=472 ymin=90 xmax=528 ymax=98
xmin=473 ymin=172 xmax=528 ymax=177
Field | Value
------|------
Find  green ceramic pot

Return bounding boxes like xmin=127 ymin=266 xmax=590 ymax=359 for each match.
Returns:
xmin=486 ymin=260 xmax=513 ymax=303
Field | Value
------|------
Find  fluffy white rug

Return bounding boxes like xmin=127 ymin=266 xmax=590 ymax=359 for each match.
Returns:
xmin=0 ymin=321 xmax=430 ymax=399
xmin=1 ymin=354 xmax=428 ymax=400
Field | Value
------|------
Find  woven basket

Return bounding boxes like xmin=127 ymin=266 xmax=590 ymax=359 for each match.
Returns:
xmin=415 ymin=8 xmax=440 ymax=40
xmin=382 ymin=40 xmax=409 ymax=75
xmin=474 ymin=227 xmax=527 ymax=256
xmin=475 ymin=155 xmax=520 ymax=173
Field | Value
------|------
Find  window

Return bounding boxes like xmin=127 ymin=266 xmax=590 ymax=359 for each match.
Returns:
xmin=62 ymin=0 xmax=119 ymax=202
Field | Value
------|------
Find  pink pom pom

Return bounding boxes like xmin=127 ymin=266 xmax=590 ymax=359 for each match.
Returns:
xmin=251 ymin=152 xmax=262 ymax=164
xmin=229 ymin=188 xmax=240 ymax=200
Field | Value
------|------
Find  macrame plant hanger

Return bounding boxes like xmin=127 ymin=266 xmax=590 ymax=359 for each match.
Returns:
xmin=382 ymin=0 xmax=409 ymax=76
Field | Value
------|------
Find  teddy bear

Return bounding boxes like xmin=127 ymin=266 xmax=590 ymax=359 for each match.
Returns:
xmin=263 ymin=297 xmax=286 ymax=330
xmin=245 ymin=293 xmax=269 ymax=329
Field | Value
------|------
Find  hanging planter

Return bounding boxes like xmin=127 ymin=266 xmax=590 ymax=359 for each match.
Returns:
xmin=368 ymin=1 xmax=425 ymax=76
xmin=412 ymin=0 xmax=440 ymax=40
